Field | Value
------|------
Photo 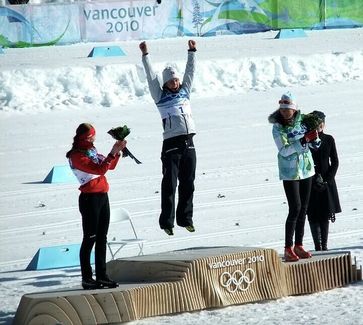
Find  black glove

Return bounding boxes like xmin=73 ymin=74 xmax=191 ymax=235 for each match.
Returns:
xmin=312 ymin=174 xmax=327 ymax=192
xmin=122 ymin=147 xmax=129 ymax=157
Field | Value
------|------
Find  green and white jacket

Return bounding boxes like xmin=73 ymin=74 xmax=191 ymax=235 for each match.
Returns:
xmin=269 ymin=110 xmax=315 ymax=180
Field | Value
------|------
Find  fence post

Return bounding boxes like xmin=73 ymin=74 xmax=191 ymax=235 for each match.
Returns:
xmin=322 ymin=0 xmax=327 ymax=29
xmin=79 ymin=1 xmax=86 ymax=43
xmin=273 ymin=0 xmax=279 ymax=30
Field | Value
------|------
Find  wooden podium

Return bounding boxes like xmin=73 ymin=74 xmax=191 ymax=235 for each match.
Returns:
xmin=13 ymin=247 xmax=361 ymax=325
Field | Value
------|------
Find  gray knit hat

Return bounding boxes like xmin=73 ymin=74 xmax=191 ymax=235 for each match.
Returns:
xmin=162 ymin=66 xmax=179 ymax=85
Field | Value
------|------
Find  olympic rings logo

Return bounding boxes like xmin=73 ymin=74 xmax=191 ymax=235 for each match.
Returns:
xmin=220 ymin=268 xmax=256 ymax=293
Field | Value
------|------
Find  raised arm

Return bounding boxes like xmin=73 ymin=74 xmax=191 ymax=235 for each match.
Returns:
xmin=182 ymin=40 xmax=197 ymax=94
xmin=140 ymin=41 xmax=163 ymax=103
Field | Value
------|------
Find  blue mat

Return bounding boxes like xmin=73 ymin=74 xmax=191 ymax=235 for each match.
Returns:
xmin=275 ymin=29 xmax=307 ymax=39
xmin=26 ymin=243 xmax=94 ymax=270
xmin=43 ymin=165 xmax=77 ymax=183
xmin=88 ymin=46 xmax=126 ymax=57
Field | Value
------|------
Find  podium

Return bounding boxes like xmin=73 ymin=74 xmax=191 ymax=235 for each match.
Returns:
xmin=13 ymin=246 xmax=361 ymax=324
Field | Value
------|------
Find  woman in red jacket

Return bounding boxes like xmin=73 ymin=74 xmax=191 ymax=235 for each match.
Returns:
xmin=66 ymin=123 xmax=126 ymax=289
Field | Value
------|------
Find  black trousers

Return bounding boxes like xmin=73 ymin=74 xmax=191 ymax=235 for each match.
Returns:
xmin=79 ymin=192 xmax=110 ymax=280
xmin=309 ymin=220 xmax=329 ymax=250
xmin=159 ymin=135 xmax=196 ymax=229
xmin=283 ymin=177 xmax=312 ymax=247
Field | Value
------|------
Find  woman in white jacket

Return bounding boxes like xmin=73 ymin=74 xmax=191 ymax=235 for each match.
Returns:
xmin=139 ymin=40 xmax=197 ymax=236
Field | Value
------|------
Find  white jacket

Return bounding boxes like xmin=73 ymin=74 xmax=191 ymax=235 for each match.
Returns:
xmin=142 ymin=51 xmax=196 ymax=140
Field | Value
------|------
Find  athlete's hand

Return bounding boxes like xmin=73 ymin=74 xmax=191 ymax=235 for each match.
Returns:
xmin=188 ymin=40 xmax=196 ymax=51
xmin=139 ymin=41 xmax=148 ymax=55
xmin=304 ymin=130 xmax=318 ymax=142
xmin=300 ymin=129 xmax=318 ymax=145
xmin=110 ymin=140 xmax=127 ymax=156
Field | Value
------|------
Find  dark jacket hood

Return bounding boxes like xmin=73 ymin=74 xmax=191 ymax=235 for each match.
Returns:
xmin=268 ymin=109 xmax=281 ymax=124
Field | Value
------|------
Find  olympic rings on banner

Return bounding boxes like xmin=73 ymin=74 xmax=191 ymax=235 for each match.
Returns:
xmin=220 ymin=268 xmax=256 ymax=293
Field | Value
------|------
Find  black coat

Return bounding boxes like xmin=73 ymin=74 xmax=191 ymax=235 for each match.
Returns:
xmin=308 ymin=132 xmax=342 ymax=222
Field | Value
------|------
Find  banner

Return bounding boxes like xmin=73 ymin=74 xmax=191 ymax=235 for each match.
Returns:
xmin=0 ymin=0 xmax=362 ymax=48
xmin=0 ymin=4 xmax=80 ymax=47
xmin=82 ymin=0 xmax=164 ymax=41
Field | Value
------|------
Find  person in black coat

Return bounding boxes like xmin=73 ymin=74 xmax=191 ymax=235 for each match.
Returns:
xmin=307 ymin=111 xmax=342 ymax=251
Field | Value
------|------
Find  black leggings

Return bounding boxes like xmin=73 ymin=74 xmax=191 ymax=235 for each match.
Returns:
xmin=283 ymin=177 xmax=312 ymax=247
xmin=79 ymin=192 xmax=110 ymax=280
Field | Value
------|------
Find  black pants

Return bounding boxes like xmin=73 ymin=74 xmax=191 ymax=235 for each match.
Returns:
xmin=283 ymin=177 xmax=312 ymax=247
xmin=159 ymin=135 xmax=196 ymax=229
xmin=309 ymin=220 xmax=329 ymax=250
xmin=79 ymin=192 xmax=110 ymax=280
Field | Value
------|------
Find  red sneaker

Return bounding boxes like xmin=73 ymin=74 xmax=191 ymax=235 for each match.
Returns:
xmin=284 ymin=247 xmax=299 ymax=262
xmin=294 ymin=245 xmax=312 ymax=259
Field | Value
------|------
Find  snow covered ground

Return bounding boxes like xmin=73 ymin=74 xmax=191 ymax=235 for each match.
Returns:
xmin=0 ymin=28 xmax=363 ymax=324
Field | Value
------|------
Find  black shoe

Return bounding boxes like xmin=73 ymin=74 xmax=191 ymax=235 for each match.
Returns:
xmin=185 ymin=225 xmax=195 ymax=232
xmin=163 ymin=228 xmax=174 ymax=235
xmin=97 ymin=276 xmax=118 ymax=288
xmin=82 ymin=278 xmax=101 ymax=290
xmin=315 ymin=245 xmax=322 ymax=251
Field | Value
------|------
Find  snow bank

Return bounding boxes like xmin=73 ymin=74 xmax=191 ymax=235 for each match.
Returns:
xmin=1 ymin=47 xmax=362 ymax=113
